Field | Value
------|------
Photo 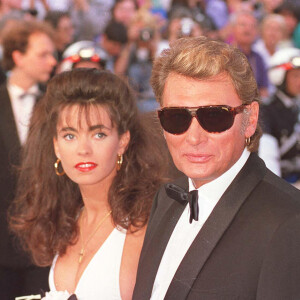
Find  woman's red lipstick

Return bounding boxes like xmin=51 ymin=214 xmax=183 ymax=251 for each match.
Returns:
xmin=75 ymin=162 xmax=97 ymax=172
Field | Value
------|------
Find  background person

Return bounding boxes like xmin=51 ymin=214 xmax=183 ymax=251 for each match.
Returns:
xmin=253 ymin=13 xmax=288 ymax=94
xmin=260 ymin=47 xmax=300 ymax=185
xmin=9 ymin=68 xmax=167 ymax=300
xmin=57 ymin=40 xmax=109 ymax=73
xmin=133 ymin=36 xmax=300 ymax=300
xmin=230 ymin=9 xmax=269 ymax=99
xmin=0 ymin=19 xmax=56 ymax=300
xmin=44 ymin=10 xmax=75 ymax=64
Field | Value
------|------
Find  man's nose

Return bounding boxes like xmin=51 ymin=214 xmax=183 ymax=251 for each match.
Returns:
xmin=185 ymin=117 xmax=208 ymax=145
xmin=49 ymin=54 xmax=57 ymax=67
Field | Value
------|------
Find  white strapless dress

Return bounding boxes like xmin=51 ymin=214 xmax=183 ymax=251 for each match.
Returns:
xmin=49 ymin=228 xmax=126 ymax=300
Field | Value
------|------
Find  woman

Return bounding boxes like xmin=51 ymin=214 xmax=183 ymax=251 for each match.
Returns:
xmin=9 ymin=68 xmax=167 ymax=300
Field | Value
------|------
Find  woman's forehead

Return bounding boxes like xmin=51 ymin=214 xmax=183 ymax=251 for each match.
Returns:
xmin=57 ymin=104 xmax=113 ymax=128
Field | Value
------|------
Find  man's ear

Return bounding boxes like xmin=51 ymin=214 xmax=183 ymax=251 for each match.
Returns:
xmin=118 ymin=131 xmax=130 ymax=155
xmin=12 ymin=50 xmax=24 ymax=67
xmin=245 ymin=101 xmax=259 ymax=138
xmin=53 ymin=137 xmax=60 ymax=159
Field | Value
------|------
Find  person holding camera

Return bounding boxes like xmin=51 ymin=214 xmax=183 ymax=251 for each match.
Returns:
xmin=155 ymin=6 xmax=204 ymax=57
xmin=113 ymin=7 xmax=160 ymax=111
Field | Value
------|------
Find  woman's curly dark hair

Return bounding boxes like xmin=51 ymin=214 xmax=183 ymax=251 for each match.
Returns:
xmin=9 ymin=69 xmax=168 ymax=266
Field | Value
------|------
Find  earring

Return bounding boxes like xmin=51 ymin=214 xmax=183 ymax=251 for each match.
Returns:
xmin=54 ymin=158 xmax=65 ymax=176
xmin=245 ymin=137 xmax=251 ymax=146
xmin=116 ymin=154 xmax=123 ymax=171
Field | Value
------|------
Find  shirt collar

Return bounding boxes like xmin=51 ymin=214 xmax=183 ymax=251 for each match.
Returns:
xmin=8 ymin=83 xmax=39 ymax=98
xmin=276 ymin=90 xmax=300 ymax=108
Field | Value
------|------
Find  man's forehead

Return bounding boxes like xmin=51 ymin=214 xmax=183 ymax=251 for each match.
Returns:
xmin=162 ymin=72 xmax=241 ymax=107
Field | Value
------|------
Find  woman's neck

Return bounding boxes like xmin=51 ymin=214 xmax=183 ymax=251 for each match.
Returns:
xmin=80 ymin=184 xmax=111 ymax=223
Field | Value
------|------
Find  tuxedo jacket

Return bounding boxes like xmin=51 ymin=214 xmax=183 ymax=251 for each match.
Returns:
xmin=0 ymin=83 xmax=45 ymax=268
xmin=133 ymin=153 xmax=300 ymax=300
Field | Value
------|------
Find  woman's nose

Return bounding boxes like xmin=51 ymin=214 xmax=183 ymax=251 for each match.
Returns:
xmin=77 ymin=138 xmax=92 ymax=155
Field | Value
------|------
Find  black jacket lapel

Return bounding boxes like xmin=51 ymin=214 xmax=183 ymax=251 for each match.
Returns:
xmin=165 ymin=153 xmax=267 ymax=299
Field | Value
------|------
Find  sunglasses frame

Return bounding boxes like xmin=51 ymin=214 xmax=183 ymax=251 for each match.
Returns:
xmin=158 ymin=104 xmax=247 ymax=134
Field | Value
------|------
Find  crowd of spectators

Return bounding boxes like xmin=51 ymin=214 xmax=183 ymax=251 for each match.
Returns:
xmin=0 ymin=0 xmax=299 ymax=105
xmin=0 ymin=0 xmax=300 ymax=298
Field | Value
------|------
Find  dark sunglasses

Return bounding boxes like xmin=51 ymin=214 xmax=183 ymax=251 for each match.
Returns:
xmin=158 ymin=104 xmax=247 ymax=134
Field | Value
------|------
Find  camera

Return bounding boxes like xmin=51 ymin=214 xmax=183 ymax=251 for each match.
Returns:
xmin=22 ymin=8 xmax=38 ymax=17
xmin=180 ymin=18 xmax=194 ymax=36
xmin=139 ymin=28 xmax=154 ymax=42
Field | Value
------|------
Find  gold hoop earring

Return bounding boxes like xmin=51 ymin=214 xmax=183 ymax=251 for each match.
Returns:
xmin=116 ymin=154 xmax=123 ymax=171
xmin=245 ymin=137 xmax=251 ymax=146
xmin=54 ymin=158 xmax=65 ymax=176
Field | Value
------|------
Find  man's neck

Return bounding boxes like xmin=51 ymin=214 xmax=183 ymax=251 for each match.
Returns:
xmin=9 ymin=70 xmax=36 ymax=91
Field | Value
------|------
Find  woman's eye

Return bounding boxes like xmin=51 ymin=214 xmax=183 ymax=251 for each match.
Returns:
xmin=64 ymin=134 xmax=74 ymax=140
xmin=95 ymin=132 xmax=107 ymax=139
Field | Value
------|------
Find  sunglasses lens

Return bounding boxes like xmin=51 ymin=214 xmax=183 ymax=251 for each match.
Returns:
xmin=158 ymin=108 xmax=191 ymax=134
xmin=197 ymin=107 xmax=234 ymax=133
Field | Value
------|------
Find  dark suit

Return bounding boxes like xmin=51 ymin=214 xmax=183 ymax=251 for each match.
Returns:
xmin=133 ymin=153 xmax=300 ymax=299
xmin=0 ymin=83 xmax=49 ymax=299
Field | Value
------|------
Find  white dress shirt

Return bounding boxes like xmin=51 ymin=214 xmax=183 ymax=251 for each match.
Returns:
xmin=8 ymin=83 xmax=38 ymax=145
xmin=151 ymin=149 xmax=250 ymax=300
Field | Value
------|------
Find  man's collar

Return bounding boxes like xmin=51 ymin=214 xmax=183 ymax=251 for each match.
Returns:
xmin=276 ymin=90 xmax=300 ymax=108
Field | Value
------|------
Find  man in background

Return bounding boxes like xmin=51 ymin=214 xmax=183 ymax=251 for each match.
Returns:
xmin=260 ymin=47 xmax=300 ymax=185
xmin=231 ymin=10 xmax=269 ymax=100
xmin=0 ymin=20 xmax=56 ymax=300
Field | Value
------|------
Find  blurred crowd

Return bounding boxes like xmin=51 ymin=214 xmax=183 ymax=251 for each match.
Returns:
xmin=0 ymin=0 xmax=299 ymax=103
xmin=0 ymin=0 xmax=300 ymax=298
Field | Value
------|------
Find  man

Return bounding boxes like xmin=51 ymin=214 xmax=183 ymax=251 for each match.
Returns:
xmin=0 ymin=20 xmax=56 ymax=299
xmin=260 ymin=47 xmax=300 ymax=184
xmin=98 ymin=20 xmax=128 ymax=73
xmin=44 ymin=10 xmax=75 ymax=63
xmin=133 ymin=36 xmax=300 ymax=299
xmin=231 ymin=10 xmax=269 ymax=99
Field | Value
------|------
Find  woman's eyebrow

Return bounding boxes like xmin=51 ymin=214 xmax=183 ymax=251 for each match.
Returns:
xmin=59 ymin=126 xmax=77 ymax=133
xmin=89 ymin=124 xmax=112 ymax=131
xmin=58 ymin=124 xmax=112 ymax=133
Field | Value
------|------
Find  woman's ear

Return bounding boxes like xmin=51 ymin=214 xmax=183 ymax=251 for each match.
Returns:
xmin=118 ymin=131 xmax=130 ymax=155
xmin=53 ymin=137 xmax=60 ymax=159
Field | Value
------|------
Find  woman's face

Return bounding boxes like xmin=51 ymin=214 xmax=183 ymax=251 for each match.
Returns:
xmin=53 ymin=104 xmax=130 ymax=189
xmin=113 ymin=0 xmax=136 ymax=26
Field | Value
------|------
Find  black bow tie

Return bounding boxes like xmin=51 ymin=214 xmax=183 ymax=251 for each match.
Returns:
xmin=165 ymin=183 xmax=199 ymax=224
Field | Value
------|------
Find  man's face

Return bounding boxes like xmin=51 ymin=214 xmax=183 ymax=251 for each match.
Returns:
xmin=17 ymin=32 xmax=56 ymax=83
xmin=162 ymin=73 xmax=258 ymax=188
xmin=286 ymin=69 xmax=300 ymax=97
xmin=233 ymin=14 xmax=257 ymax=47
xmin=262 ymin=19 xmax=285 ymax=49
xmin=102 ymin=36 xmax=122 ymax=57
xmin=57 ymin=16 xmax=74 ymax=47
